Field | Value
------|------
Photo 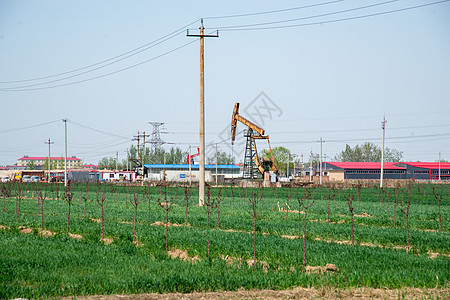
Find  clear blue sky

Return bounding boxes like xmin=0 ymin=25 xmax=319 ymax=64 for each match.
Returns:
xmin=1 ymin=0 xmax=449 ymax=165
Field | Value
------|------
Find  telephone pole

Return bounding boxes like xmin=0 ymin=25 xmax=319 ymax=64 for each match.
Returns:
xmin=63 ymin=119 xmax=68 ymax=187
xmin=187 ymin=19 xmax=218 ymax=206
xmin=317 ymin=137 xmax=325 ymax=185
xmin=439 ymin=152 xmax=441 ymax=181
xmin=141 ymin=131 xmax=149 ymax=185
xmin=215 ymin=144 xmax=218 ymax=185
xmin=380 ymin=116 xmax=387 ymax=188
xmin=45 ymin=138 xmax=54 ymax=183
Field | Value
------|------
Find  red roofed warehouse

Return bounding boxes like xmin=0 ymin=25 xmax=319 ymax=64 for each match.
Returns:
xmin=316 ymin=162 xmax=450 ymax=181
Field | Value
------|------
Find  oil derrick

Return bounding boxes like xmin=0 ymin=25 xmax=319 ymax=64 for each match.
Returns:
xmin=231 ymin=102 xmax=278 ymax=181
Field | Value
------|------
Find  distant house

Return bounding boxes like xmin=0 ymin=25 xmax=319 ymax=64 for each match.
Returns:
xmin=82 ymin=164 xmax=98 ymax=170
xmin=17 ymin=156 xmax=82 ymax=169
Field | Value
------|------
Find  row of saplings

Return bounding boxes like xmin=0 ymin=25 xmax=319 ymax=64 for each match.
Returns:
xmin=0 ymin=181 xmax=446 ymax=269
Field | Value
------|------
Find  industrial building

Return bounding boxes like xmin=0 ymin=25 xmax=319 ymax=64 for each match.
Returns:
xmin=17 ymin=156 xmax=82 ymax=169
xmin=316 ymin=162 xmax=450 ymax=181
xmin=143 ymin=164 xmax=240 ymax=182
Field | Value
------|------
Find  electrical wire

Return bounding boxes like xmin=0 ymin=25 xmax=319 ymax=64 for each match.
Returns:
xmin=1 ymin=38 xmax=199 ymax=92
xmin=0 ymin=19 xmax=200 ymax=84
xmin=1 ymin=31 xmax=188 ymax=90
xmin=204 ymin=0 xmax=344 ymax=19
xmin=207 ymin=0 xmax=399 ymax=30
xmin=67 ymin=119 xmax=131 ymax=140
xmin=0 ymin=119 xmax=61 ymax=134
xmin=216 ymin=0 xmax=450 ymax=31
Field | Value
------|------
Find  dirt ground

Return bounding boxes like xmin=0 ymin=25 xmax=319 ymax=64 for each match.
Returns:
xmin=69 ymin=287 xmax=449 ymax=300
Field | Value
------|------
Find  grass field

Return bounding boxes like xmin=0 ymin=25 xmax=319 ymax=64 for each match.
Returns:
xmin=0 ymin=182 xmax=449 ymax=298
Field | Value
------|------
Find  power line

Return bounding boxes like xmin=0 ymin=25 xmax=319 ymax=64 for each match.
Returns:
xmin=0 ymin=19 xmax=200 ymax=84
xmin=1 ymin=38 xmax=199 ymax=92
xmin=208 ymin=0 xmax=400 ymax=30
xmin=215 ymin=0 xmax=450 ymax=31
xmin=1 ymin=31 xmax=188 ymax=90
xmin=0 ymin=119 xmax=61 ymax=134
xmin=67 ymin=119 xmax=130 ymax=140
xmin=204 ymin=0 xmax=344 ymax=19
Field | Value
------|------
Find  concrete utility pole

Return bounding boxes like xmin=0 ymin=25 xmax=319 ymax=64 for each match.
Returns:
xmin=141 ymin=131 xmax=149 ymax=186
xmin=215 ymin=144 xmax=218 ymax=185
xmin=116 ymin=151 xmax=119 ymax=171
xmin=301 ymin=154 xmax=304 ymax=176
xmin=309 ymin=149 xmax=313 ymax=182
xmin=317 ymin=137 xmax=325 ymax=185
xmin=439 ymin=152 xmax=441 ymax=181
xmin=187 ymin=19 xmax=218 ymax=206
xmin=45 ymin=139 xmax=54 ymax=183
xmin=189 ymin=145 xmax=192 ymax=186
xmin=63 ymin=119 xmax=68 ymax=187
xmin=380 ymin=116 xmax=387 ymax=188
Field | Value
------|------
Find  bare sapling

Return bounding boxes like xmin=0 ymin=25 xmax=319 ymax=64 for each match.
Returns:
xmin=231 ymin=185 xmax=235 ymax=215
xmin=55 ymin=183 xmax=61 ymax=216
xmin=15 ymin=183 xmax=23 ymax=228
xmin=301 ymin=186 xmax=315 ymax=269
xmin=81 ymin=183 xmax=89 ymax=219
xmin=36 ymin=183 xmax=48 ymax=231
xmin=64 ymin=184 xmax=74 ymax=235
xmin=431 ymin=186 xmax=444 ymax=232
xmin=96 ymin=184 xmax=107 ymax=240
xmin=416 ymin=185 xmax=422 ymax=214
xmin=356 ymin=181 xmax=362 ymax=210
xmin=216 ymin=187 xmax=224 ymax=229
xmin=393 ymin=187 xmax=399 ymax=228
xmin=327 ymin=185 xmax=336 ymax=222
xmin=183 ymin=185 xmax=191 ymax=226
xmin=131 ymin=187 xmax=142 ymax=244
xmin=1 ymin=182 xmax=12 ymax=213
xmin=397 ymin=184 xmax=412 ymax=249
xmin=157 ymin=184 xmax=172 ymax=252
xmin=248 ymin=188 xmax=263 ymax=262
xmin=344 ymin=190 xmax=355 ymax=245
xmin=203 ymin=186 xmax=217 ymax=258
xmin=286 ymin=185 xmax=292 ymax=219
xmin=144 ymin=185 xmax=152 ymax=225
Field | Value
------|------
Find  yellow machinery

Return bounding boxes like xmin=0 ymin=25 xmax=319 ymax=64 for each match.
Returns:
xmin=231 ymin=102 xmax=277 ymax=179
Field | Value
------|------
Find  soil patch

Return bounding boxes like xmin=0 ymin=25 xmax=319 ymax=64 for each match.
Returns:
xmin=69 ymin=233 xmax=82 ymax=240
xmin=150 ymin=221 xmax=189 ymax=227
xmin=168 ymin=248 xmax=199 ymax=263
xmin=305 ymin=263 xmax=338 ymax=274
xmin=68 ymin=287 xmax=450 ymax=299
xmin=101 ymin=238 xmax=113 ymax=245
xmin=355 ymin=212 xmax=372 ymax=218
xmin=90 ymin=218 xmax=101 ymax=223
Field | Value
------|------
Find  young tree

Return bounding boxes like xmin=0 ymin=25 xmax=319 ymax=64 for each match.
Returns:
xmin=248 ymin=188 xmax=263 ymax=262
xmin=203 ymin=186 xmax=217 ymax=258
xmin=397 ymin=184 xmax=412 ymax=249
xmin=36 ymin=183 xmax=48 ymax=231
xmin=15 ymin=183 xmax=23 ymax=228
xmin=344 ymin=190 xmax=355 ymax=245
xmin=81 ymin=183 xmax=89 ymax=219
xmin=432 ymin=185 xmax=444 ymax=232
xmin=300 ymin=186 xmax=315 ymax=268
xmin=96 ymin=184 xmax=107 ymax=240
xmin=131 ymin=187 xmax=142 ymax=244
xmin=216 ymin=187 xmax=224 ymax=229
xmin=64 ymin=185 xmax=74 ymax=235
xmin=356 ymin=181 xmax=362 ymax=210
xmin=327 ymin=185 xmax=337 ymax=222
xmin=144 ymin=185 xmax=152 ymax=225
xmin=183 ymin=185 xmax=191 ymax=226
